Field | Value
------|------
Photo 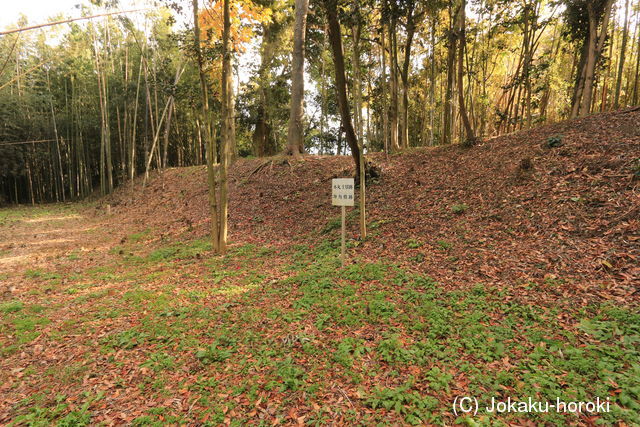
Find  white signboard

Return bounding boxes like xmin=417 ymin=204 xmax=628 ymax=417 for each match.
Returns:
xmin=332 ymin=178 xmax=355 ymax=206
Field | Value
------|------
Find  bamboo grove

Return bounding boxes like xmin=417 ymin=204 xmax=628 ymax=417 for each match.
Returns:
xmin=1 ymin=0 xmax=639 ymax=206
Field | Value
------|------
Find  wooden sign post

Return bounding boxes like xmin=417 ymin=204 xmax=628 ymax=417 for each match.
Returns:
xmin=332 ymin=178 xmax=355 ymax=266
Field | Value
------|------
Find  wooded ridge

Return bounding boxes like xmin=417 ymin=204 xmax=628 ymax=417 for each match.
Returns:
xmin=2 ymin=0 xmax=639 ymax=209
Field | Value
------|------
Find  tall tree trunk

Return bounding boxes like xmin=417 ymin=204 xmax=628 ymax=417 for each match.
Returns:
xmin=286 ymin=0 xmax=309 ymax=156
xmin=614 ymin=0 xmax=630 ymax=108
xmin=429 ymin=17 xmax=437 ymax=145
xmin=162 ymin=97 xmax=174 ymax=168
xmin=143 ymin=66 xmax=184 ymax=185
xmin=572 ymin=0 xmax=615 ymax=118
xmin=323 ymin=0 xmax=366 ymax=239
xmin=130 ymin=54 xmax=143 ymax=182
xmin=399 ymin=4 xmax=417 ymax=149
xmin=633 ymin=15 xmax=640 ymax=105
xmin=443 ymin=4 xmax=456 ymax=144
xmin=219 ymin=0 xmax=234 ymax=253
xmin=601 ymin=19 xmax=615 ymax=112
xmin=26 ymin=156 xmax=34 ymax=205
xmin=351 ymin=21 xmax=363 ymax=143
xmin=522 ymin=2 xmax=533 ymax=128
xmin=456 ymin=0 xmax=475 ymax=143
xmin=351 ymin=19 xmax=366 ymax=240
xmin=380 ymin=20 xmax=389 ymax=153
xmin=323 ymin=0 xmax=362 ymax=182
xmin=192 ymin=0 xmax=219 ymax=252
xmin=95 ymin=47 xmax=107 ymax=195
xmin=253 ymin=23 xmax=277 ymax=156
xmin=429 ymin=16 xmax=437 ymax=146
xmin=46 ymin=68 xmax=65 ymax=201
xmin=320 ymin=23 xmax=328 ymax=154
xmin=388 ymin=17 xmax=399 ymax=151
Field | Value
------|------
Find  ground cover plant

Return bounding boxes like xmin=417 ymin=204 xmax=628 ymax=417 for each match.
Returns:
xmin=0 ymin=107 xmax=639 ymax=425
xmin=1 ymin=195 xmax=638 ymax=424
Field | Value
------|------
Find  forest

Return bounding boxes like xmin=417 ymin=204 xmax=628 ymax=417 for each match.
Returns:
xmin=0 ymin=0 xmax=639 ymax=425
xmin=1 ymin=0 xmax=639 ymax=205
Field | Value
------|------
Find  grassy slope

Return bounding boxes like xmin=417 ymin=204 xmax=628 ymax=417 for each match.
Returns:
xmin=0 ymin=110 xmax=638 ymax=425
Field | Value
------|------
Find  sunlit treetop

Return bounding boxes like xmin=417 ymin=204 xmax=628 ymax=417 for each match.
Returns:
xmin=198 ymin=0 xmax=272 ymax=55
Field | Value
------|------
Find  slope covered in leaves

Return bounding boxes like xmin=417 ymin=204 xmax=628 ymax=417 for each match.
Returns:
xmin=1 ymin=109 xmax=638 ymax=426
xmin=109 ymin=108 xmax=639 ymax=298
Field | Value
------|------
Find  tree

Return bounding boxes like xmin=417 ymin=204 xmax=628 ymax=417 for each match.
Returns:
xmin=386 ymin=0 xmax=400 ymax=151
xmin=567 ymin=0 xmax=615 ymax=118
xmin=442 ymin=1 xmax=456 ymax=145
xmin=218 ymin=0 xmax=234 ymax=253
xmin=2 ymin=0 xmax=639 ymax=206
xmin=322 ymin=0 xmax=366 ymax=238
xmin=455 ymin=0 xmax=475 ymax=143
xmin=251 ymin=10 xmax=286 ymax=157
xmin=192 ymin=0 xmax=220 ymax=252
xmin=397 ymin=0 xmax=424 ymax=149
xmin=286 ymin=0 xmax=309 ymax=156
xmin=322 ymin=0 xmax=362 ymax=180
xmin=614 ymin=0 xmax=630 ymax=108
xmin=633 ymin=12 xmax=640 ymax=105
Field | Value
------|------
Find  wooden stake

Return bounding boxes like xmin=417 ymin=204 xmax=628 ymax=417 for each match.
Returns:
xmin=341 ymin=205 xmax=346 ymax=266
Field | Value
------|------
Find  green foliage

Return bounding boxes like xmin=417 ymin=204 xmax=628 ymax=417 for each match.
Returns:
xmin=10 ymin=392 xmax=103 ymax=426
xmin=368 ymin=219 xmax=393 ymax=229
xmin=196 ymin=336 xmax=237 ymax=364
xmin=365 ymin=380 xmax=438 ymax=424
xmin=3 ymin=204 xmax=639 ymax=425
xmin=103 ymin=329 xmax=147 ymax=350
xmin=546 ymin=134 xmax=564 ymax=148
xmin=1 ymin=302 xmax=51 ymax=355
xmin=451 ymin=204 xmax=468 ymax=214
xmin=419 ymin=302 xmax=452 ymax=339
xmin=341 ymin=262 xmax=387 ymax=282
xmin=0 ymin=300 xmax=24 ymax=313
xmin=227 ymin=243 xmax=272 ymax=259
xmin=406 ymin=238 xmax=422 ymax=249
xmin=334 ymin=338 xmax=368 ymax=368
xmin=24 ymin=269 xmax=61 ymax=281
xmin=141 ymin=352 xmax=176 ymax=372
xmin=273 ymin=358 xmax=306 ymax=391
xmin=128 ymin=228 xmax=152 ymax=243
xmin=321 ymin=216 xmax=342 ymax=234
xmin=436 ymin=240 xmax=453 ymax=250
xmin=424 ymin=367 xmax=452 ymax=392
xmin=409 ymin=253 xmax=425 ymax=263
xmin=377 ymin=334 xmax=412 ymax=363
xmin=367 ymin=292 xmax=398 ymax=321
xmin=147 ymin=239 xmax=211 ymax=262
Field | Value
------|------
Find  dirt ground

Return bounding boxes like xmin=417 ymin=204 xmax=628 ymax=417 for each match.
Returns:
xmin=0 ymin=109 xmax=638 ymax=425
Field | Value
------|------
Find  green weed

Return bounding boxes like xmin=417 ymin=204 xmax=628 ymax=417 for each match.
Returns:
xmin=147 ymin=239 xmax=211 ymax=262
xmin=365 ymin=380 xmax=438 ymax=424
xmin=24 ymin=269 xmax=61 ymax=281
xmin=128 ymin=228 xmax=152 ymax=243
xmin=0 ymin=300 xmax=24 ymax=313
xmin=406 ymin=238 xmax=422 ymax=249
xmin=334 ymin=338 xmax=368 ymax=368
xmin=436 ymin=240 xmax=453 ymax=251
xmin=141 ymin=352 xmax=176 ymax=372
xmin=451 ymin=204 xmax=468 ymax=214
xmin=196 ymin=336 xmax=237 ymax=364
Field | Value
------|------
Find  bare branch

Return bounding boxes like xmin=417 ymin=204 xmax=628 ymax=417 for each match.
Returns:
xmin=0 ymin=9 xmax=149 ymax=36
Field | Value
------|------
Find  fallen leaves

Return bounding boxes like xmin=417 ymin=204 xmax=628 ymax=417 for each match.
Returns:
xmin=1 ymin=110 xmax=639 ymax=424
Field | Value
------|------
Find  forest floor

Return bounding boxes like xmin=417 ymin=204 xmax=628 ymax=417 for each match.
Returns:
xmin=1 ymin=109 xmax=639 ymax=425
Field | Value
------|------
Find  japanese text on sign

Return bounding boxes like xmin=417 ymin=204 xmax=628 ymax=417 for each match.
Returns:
xmin=332 ymin=178 xmax=355 ymax=206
